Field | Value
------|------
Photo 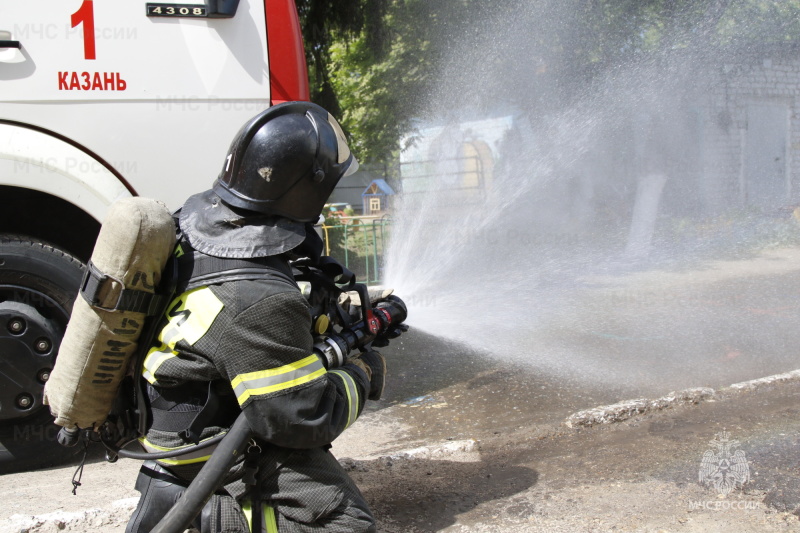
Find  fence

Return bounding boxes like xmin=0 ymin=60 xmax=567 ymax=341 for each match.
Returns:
xmin=320 ymin=217 xmax=391 ymax=285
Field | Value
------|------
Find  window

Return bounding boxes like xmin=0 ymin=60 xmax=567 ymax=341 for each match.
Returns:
xmin=369 ymin=197 xmax=381 ymax=213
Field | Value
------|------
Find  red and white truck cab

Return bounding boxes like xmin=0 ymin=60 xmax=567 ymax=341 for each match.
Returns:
xmin=0 ymin=0 xmax=309 ymax=471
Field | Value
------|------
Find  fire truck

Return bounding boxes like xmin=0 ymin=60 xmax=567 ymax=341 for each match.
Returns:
xmin=0 ymin=0 xmax=309 ymax=472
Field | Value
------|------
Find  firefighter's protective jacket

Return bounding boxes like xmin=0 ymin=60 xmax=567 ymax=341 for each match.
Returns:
xmin=138 ymin=255 xmax=370 ymax=462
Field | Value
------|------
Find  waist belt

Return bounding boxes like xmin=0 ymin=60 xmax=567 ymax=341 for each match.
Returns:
xmin=148 ymin=380 xmax=240 ymax=445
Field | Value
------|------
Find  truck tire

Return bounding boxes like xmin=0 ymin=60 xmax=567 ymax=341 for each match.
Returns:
xmin=0 ymin=235 xmax=85 ymax=473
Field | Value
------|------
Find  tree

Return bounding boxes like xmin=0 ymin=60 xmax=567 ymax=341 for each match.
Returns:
xmin=300 ymin=1 xmax=800 ymax=164
xmin=296 ymin=0 xmax=389 ymax=118
xmin=326 ymin=0 xmax=519 ymax=163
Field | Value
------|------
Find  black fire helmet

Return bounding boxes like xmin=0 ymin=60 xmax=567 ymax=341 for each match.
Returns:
xmin=212 ymin=101 xmax=359 ymax=223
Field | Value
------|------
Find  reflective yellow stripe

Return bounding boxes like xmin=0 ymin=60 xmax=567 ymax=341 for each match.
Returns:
xmin=152 ymin=454 xmax=212 ymax=466
xmin=329 ymin=370 xmax=359 ymax=429
xmin=242 ymin=501 xmax=278 ymax=532
xmin=242 ymin=501 xmax=253 ymax=530
xmin=265 ymin=505 xmax=278 ymax=533
xmin=232 ymin=355 xmax=326 ymax=405
xmin=138 ymin=434 xmax=225 ymax=465
xmin=142 ymin=287 xmax=224 ymax=384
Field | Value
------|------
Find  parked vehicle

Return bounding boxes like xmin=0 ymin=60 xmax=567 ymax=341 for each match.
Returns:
xmin=0 ymin=0 xmax=309 ymax=472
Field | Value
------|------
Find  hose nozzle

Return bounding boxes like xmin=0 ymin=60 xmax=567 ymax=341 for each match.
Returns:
xmin=314 ymin=294 xmax=408 ymax=368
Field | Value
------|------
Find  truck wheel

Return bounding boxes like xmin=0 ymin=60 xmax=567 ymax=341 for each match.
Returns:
xmin=0 ymin=236 xmax=85 ymax=473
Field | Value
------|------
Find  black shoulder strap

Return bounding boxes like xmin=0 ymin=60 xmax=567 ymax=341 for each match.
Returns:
xmin=292 ymin=256 xmax=356 ymax=295
xmin=292 ymin=255 xmax=360 ymax=328
xmin=174 ymin=241 xmax=298 ymax=293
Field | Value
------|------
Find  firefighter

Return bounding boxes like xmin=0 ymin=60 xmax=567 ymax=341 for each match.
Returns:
xmin=126 ymin=102 xmax=385 ymax=533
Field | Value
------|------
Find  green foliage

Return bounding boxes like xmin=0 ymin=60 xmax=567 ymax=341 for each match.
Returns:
xmin=328 ymin=3 xmax=428 ymax=163
xmin=295 ymin=0 xmax=375 ymax=115
xmin=297 ymin=0 xmax=508 ymax=163
xmin=719 ymin=0 xmax=800 ymax=44
xmin=298 ymin=0 xmax=800 ymax=164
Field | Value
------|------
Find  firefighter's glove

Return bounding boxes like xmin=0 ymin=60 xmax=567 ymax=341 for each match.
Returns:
xmin=340 ymin=287 xmax=394 ymax=307
xmin=350 ymin=350 xmax=386 ymax=401
xmin=369 ymin=287 xmax=394 ymax=305
xmin=339 ymin=288 xmax=395 ymax=322
xmin=372 ymin=323 xmax=409 ymax=348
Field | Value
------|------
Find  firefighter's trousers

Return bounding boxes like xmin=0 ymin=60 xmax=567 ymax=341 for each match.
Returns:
xmin=126 ymin=447 xmax=375 ymax=533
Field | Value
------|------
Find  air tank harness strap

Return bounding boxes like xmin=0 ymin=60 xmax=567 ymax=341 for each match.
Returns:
xmin=80 ymin=260 xmax=171 ymax=315
xmin=175 ymin=243 xmax=299 ymax=293
xmin=293 ymin=256 xmax=358 ymax=327
xmin=293 ymin=256 xmax=357 ymax=294
xmin=241 ymin=440 xmax=264 ymax=533
xmin=148 ymin=381 xmax=221 ymax=445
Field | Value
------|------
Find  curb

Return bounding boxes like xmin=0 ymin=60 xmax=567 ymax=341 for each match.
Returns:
xmin=339 ymin=439 xmax=479 ymax=471
xmin=727 ymin=368 xmax=800 ymax=391
xmin=383 ymin=438 xmax=478 ymax=460
xmin=565 ymin=368 xmax=800 ymax=428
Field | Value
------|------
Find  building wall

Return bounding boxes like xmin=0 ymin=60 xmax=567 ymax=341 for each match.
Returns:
xmin=701 ymin=55 xmax=800 ymax=214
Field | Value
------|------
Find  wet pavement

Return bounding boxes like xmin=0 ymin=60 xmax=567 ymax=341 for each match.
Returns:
xmin=370 ymin=246 xmax=800 ymax=446
xmin=341 ymin=334 xmax=800 ymax=531
xmin=351 ymin=379 xmax=800 ymax=532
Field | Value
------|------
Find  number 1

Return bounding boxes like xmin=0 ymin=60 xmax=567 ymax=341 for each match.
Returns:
xmin=71 ymin=0 xmax=96 ymax=60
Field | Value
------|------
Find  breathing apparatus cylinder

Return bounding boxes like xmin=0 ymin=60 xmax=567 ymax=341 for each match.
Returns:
xmin=44 ymin=198 xmax=176 ymax=442
xmin=313 ymin=295 xmax=408 ymax=368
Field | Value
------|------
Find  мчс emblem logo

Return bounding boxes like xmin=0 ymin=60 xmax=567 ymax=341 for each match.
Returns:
xmin=699 ymin=430 xmax=750 ymax=495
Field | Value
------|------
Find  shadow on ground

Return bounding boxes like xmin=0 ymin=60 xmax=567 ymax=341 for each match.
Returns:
xmin=351 ymin=453 xmax=539 ymax=533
